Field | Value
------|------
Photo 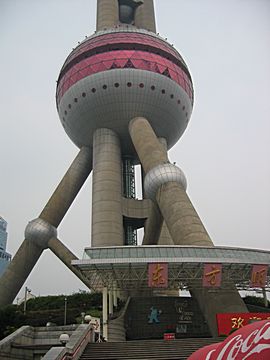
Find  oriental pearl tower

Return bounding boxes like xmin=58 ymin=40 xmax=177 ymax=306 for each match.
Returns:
xmin=0 ymin=0 xmax=247 ymax=336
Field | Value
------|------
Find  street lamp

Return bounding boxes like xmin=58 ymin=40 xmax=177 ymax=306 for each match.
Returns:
xmin=81 ymin=312 xmax=86 ymax=323
xmin=64 ymin=297 xmax=67 ymax=325
xmin=59 ymin=333 xmax=70 ymax=346
xmin=84 ymin=314 xmax=91 ymax=323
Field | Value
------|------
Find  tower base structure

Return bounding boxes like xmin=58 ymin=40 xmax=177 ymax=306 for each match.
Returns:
xmin=73 ymin=245 xmax=270 ymax=337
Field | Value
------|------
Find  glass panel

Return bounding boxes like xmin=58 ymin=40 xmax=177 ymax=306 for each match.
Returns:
xmin=167 ymin=248 xmax=175 ymax=257
xmin=137 ymin=247 xmax=145 ymax=258
xmin=123 ymin=248 xmax=130 ymax=258
xmin=107 ymin=248 xmax=115 ymax=258
xmin=159 ymin=247 xmax=168 ymax=257
xmin=101 ymin=248 xmax=108 ymax=259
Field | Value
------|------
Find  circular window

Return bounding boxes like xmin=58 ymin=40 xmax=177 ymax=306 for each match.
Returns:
xmin=170 ymin=94 xmax=174 ymax=99
xmin=177 ymin=100 xmax=181 ymax=104
xmin=151 ymin=85 xmax=155 ymax=91
xmin=161 ymin=89 xmax=166 ymax=94
xmin=114 ymin=83 xmax=120 ymax=88
xmin=74 ymin=98 xmax=78 ymax=103
xmin=92 ymin=88 xmax=96 ymax=93
xmin=82 ymin=92 xmax=86 ymax=97
xmin=127 ymin=82 xmax=132 ymax=87
xmin=64 ymin=110 xmax=67 ymax=115
xmin=103 ymin=85 xmax=107 ymax=90
xmin=68 ymin=104 xmax=71 ymax=109
xmin=139 ymin=83 xmax=144 ymax=88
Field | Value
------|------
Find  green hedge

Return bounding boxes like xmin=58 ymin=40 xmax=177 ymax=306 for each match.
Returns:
xmin=0 ymin=292 xmax=102 ymax=340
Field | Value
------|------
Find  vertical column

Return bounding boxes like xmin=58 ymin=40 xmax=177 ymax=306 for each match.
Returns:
xmin=135 ymin=0 xmax=156 ymax=32
xmin=113 ymin=286 xmax=118 ymax=308
xmin=109 ymin=291 xmax=113 ymax=317
xmin=102 ymin=287 xmax=108 ymax=340
xmin=92 ymin=128 xmax=124 ymax=247
xmin=96 ymin=0 xmax=119 ymax=31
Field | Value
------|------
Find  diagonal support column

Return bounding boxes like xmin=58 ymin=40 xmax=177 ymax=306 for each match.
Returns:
xmin=0 ymin=147 xmax=92 ymax=307
xmin=48 ymin=237 xmax=92 ymax=289
xmin=40 ymin=146 xmax=92 ymax=227
xmin=129 ymin=117 xmax=247 ymax=336
xmin=129 ymin=117 xmax=212 ymax=246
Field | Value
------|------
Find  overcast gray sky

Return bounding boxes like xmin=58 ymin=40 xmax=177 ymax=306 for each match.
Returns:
xmin=1 ymin=0 xmax=270 ymax=300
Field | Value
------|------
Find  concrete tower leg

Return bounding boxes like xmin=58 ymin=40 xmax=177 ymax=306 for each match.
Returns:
xmin=158 ymin=137 xmax=174 ymax=246
xmin=129 ymin=117 xmax=247 ymax=336
xmin=129 ymin=117 xmax=212 ymax=247
xmin=92 ymin=128 xmax=124 ymax=247
xmin=48 ymin=237 xmax=92 ymax=289
xmin=0 ymin=147 xmax=92 ymax=307
xmin=143 ymin=202 xmax=163 ymax=245
xmin=156 ymin=182 xmax=212 ymax=246
xmin=40 ymin=146 xmax=92 ymax=227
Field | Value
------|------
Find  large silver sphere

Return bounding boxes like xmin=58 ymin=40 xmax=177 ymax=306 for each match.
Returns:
xmin=56 ymin=27 xmax=194 ymax=157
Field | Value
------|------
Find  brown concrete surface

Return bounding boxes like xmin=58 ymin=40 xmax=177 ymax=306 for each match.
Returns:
xmin=96 ymin=0 xmax=119 ymax=31
xmin=0 ymin=147 xmax=92 ymax=307
xmin=0 ymin=239 xmax=43 ymax=307
xmin=156 ymin=182 xmax=213 ymax=246
xmin=135 ymin=0 xmax=156 ymax=32
xmin=40 ymin=147 xmax=92 ymax=227
xmin=129 ymin=117 xmax=247 ymax=336
xmin=129 ymin=117 xmax=168 ymax=173
xmin=48 ymin=237 xmax=92 ymax=289
xmin=92 ymin=129 xmax=124 ymax=247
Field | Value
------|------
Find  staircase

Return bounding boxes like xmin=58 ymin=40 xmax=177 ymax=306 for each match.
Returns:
xmin=80 ymin=338 xmax=220 ymax=360
xmin=108 ymin=297 xmax=130 ymax=342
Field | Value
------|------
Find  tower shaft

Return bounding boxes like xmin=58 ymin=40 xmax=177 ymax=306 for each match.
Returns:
xmin=96 ymin=0 xmax=156 ymax=32
xmin=92 ymin=128 xmax=124 ymax=247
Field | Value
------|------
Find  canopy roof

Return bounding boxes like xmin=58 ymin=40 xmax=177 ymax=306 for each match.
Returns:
xmin=72 ymin=245 xmax=270 ymax=291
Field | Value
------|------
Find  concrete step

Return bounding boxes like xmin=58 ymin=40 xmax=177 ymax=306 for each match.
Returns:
xmin=80 ymin=338 xmax=220 ymax=360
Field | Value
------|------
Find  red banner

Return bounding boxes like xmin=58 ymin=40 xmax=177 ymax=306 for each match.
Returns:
xmin=203 ymin=263 xmax=222 ymax=287
xmin=250 ymin=264 xmax=268 ymax=288
xmin=148 ymin=263 xmax=168 ymax=288
xmin=217 ymin=312 xmax=270 ymax=336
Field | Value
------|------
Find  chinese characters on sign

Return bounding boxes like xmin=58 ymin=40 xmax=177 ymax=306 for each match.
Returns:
xmin=148 ymin=263 xmax=168 ymax=288
xmin=216 ymin=313 xmax=270 ymax=336
xmin=203 ymin=263 xmax=222 ymax=287
xmin=250 ymin=264 xmax=268 ymax=288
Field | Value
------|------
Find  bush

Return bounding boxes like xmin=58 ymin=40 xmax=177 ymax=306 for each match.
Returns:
xmin=0 ymin=292 xmax=102 ymax=340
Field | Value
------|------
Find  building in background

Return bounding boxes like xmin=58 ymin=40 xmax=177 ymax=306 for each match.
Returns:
xmin=0 ymin=216 xmax=11 ymax=276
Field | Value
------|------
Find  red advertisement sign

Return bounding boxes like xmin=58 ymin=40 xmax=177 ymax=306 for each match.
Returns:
xmin=163 ymin=333 xmax=175 ymax=341
xmin=203 ymin=263 xmax=222 ymax=287
xmin=250 ymin=264 xmax=268 ymax=288
xmin=212 ymin=320 xmax=270 ymax=360
xmin=148 ymin=263 xmax=168 ymax=288
xmin=216 ymin=313 xmax=270 ymax=336
xmin=187 ymin=342 xmax=221 ymax=360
